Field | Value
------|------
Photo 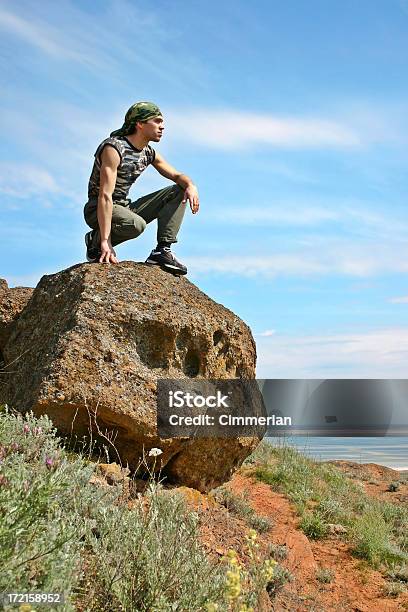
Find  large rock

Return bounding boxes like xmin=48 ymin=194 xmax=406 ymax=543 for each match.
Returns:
xmin=0 ymin=279 xmax=33 ymax=403
xmin=2 ymin=262 xmax=261 ymax=491
xmin=0 ymin=279 xmax=33 ymax=351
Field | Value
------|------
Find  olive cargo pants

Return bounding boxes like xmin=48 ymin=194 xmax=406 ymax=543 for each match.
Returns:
xmin=83 ymin=184 xmax=186 ymax=248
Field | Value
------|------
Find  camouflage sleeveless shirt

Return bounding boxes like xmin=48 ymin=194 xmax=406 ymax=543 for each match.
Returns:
xmin=87 ymin=136 xmax=156 ymax=205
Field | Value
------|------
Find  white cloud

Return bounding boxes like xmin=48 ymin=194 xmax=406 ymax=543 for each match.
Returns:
xmin=0 ymin=7 xmax=94 ymax=65
xmin=0 ymin=163 xmax=60 ymax=198
xmin=256 ymin=327 xmax=408 ymax=378
xmin=187 ymin=200 xmax=408 ymax=280
xmin=206 ymin=202 xmax=408 ymax=234
xmin=257 ymin=330 xmax=276 ymax=337
xmin=189 ymin=254 xmax=326 ymax=277
xmin=389 ymin=296 xmax=408 ymax=304
xmin=188 ymin=241 xmax=408 ymax=279
xmin=0 ymin=8 xmax=58 ymax=55
xmin=0 ymin=1 xmax=208 ymax=91
xmin=167 ymin=110 xmax=361 ymax=150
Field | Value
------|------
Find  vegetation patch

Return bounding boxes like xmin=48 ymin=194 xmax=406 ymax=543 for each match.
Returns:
xmin=265 ymin=563 xmax=293 ymax=596
xmin=211 ymin=486 xmax=272 ymax=533
xmin=0 ymin=407 xmax=279 ymax=611
xmin=248 ymin=441 xmax=408 ymax=574
xmin=299 ymin=512 xmax=329 ymax=540
xmin=316 ymin=567 xmax=335 ymax=584
xmin=383 ymin=581 xmax=407 ymax=598
xmin=267 ymin=543 xmax=288 ymax=562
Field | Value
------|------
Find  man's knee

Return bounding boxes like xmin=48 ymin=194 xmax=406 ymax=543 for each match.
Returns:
xmin=112 ymin=215 xmax=146 ymax=239
xmin=132 ymin=216 xmax=146 ymax=235
xmin=167 ymin=184 xmax=184 ymax=202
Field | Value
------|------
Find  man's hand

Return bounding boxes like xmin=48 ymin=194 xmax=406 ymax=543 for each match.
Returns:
xmin=182 ymin=184 xmax=199 ymax=214
xmin=99 ymin=239 xmax=119 ymax=264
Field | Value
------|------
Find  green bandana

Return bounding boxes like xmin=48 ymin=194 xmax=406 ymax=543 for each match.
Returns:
xmin=110 ymin=101 xmax=162 ymax=137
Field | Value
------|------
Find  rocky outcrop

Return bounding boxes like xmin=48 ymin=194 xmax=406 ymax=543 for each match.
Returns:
xmin=0 ymin=279 xmax=33 ymax=352
xmin=0 ymin=279 xmax=33 ymax=405
xmin=2 ymin=262 xmax=261 ymax=491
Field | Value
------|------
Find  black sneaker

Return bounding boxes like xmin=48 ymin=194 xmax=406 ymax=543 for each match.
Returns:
xmin=85 ymin=230 xmax=101 ymax=263
xmin=145 ymin=246 xmax=187 ymax=275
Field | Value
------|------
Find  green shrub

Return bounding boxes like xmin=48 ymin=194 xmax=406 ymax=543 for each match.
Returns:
xmin=299 ymin=513 xmax=328 ymax=540
xmin=315 ymin=497 xmax=346 ymax=524
xmin=351 ymin=511 xmax=407 ymax=568
xmin=81 ymin=487 xmax=225 ymax=611
xmin=255 ymin=465 xmax=288 ymax=489
xmin=0 ymin=409 xmax=274 ymax=611
xmin=0 ymin=410 xmax=93 ymax=605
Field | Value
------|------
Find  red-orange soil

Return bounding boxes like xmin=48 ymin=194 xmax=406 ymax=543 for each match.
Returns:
xmin=179 ymin=463 xmax=408 ymax=611
xmin=96 ymin=459 xmax=408 ymax=611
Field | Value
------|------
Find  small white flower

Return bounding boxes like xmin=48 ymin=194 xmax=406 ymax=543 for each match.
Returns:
xmin=148 ymin=447 xmax=163 ymax=457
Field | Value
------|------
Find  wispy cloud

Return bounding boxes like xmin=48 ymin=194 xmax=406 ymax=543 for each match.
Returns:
xmin=188 ymin=198 xmax=408 ymax=280
xmin=189 ymin=254 xmax=325 ymax=277
xmin=389 ymin=296 xmax=408 ymax=304
xmin=256 ymin=327 xmax=408 ymax=377
xmin=205 ymin=201 xmax=408 ymax=245
xmin=0 ymin=1 xmax=209 ymax=91
xmin=168 ymin=110 xmax=361 ymax=150
xmin=0 ymin=7 xmax=76 ymax=59
xmin=0 ymin=6 xmax=104 ymax=69
xmin=257 ymin=329 xmax=276 ymax=337
xmin=189 ymin=242 xmax=408 ymax=279
xmin=0 ymin=163 xmax=60 ymax=198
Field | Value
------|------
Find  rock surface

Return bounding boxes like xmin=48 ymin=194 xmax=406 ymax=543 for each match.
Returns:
xmin=0 ymin=278 xmax=33 ymax=351
xmin=2 ymin=262 xmax=261 ymax=491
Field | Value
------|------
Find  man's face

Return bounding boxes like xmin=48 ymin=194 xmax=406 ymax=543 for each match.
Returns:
xmin=137 ymin=116 xmax=164 ymax=142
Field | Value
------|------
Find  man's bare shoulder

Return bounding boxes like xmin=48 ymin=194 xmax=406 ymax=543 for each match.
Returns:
xmin=100 ymin=142 xmax=121 ymax=169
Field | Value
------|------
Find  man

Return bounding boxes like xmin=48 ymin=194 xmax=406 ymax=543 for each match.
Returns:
xmin=84 ymin=101 xmax=199 ymax=275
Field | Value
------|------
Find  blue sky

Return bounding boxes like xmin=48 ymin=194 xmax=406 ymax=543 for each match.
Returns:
xmin=1 ymin=0 xmax=408 ymax=377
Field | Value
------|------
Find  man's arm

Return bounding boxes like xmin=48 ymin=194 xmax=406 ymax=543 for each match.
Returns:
xmin=98 ymin=146 xmax=121 ymax=263
xmin=152 ymin=152 xmax=199 ymax=214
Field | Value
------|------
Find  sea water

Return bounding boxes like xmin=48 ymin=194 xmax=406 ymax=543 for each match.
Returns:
xmin=266 ymin=436 xmax=408 ymax=471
